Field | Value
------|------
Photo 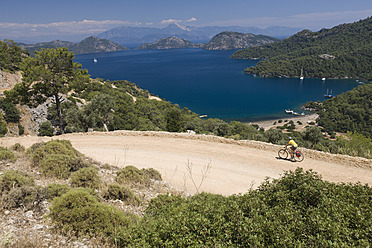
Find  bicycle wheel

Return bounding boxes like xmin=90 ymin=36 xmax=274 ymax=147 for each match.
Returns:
xmin=294 ymin=151 xmax=304 ymax=162
xmin=278 ymin=149 xmax=288 ymax=159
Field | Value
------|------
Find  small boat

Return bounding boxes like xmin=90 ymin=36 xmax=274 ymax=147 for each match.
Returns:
xmin=324 ymin=89 xmax=334 ymax=98
xmin=199 ymin=115 xmax=208 ymax=118
xmin=285 ymin=109 xmax=294 ymax=114
xmin=93 ymin=58 xmax=97 ymax=63
xmin=299 ymin=68 xmax=304 ymax=80
xmin=322 ymin=77 xmax=326 ymax=81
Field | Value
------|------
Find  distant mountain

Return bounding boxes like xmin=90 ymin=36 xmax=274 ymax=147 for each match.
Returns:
xmin=136 ymin=36 xmax=203 ymax=50
xmin=135 ymin=32 xmax=279 ymax=51
xmin=19 ymin=36 xmax=128 ymax=56
xmin=231 ymin=17 xmax=372 ymax=80
xmin=97 ymin=24 xmax=301 ymax=44
xmin=203 ymin=31 xmax=279 ymax=50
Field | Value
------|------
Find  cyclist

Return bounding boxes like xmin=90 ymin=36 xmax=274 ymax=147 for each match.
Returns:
xmin=285 ymin=136 xmax=298 ymax=160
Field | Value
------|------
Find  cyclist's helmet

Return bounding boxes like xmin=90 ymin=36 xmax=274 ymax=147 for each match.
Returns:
xmin=288 ymin=136 xmax=292 ymax=140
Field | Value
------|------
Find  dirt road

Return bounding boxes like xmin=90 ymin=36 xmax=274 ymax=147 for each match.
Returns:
xmin=1 ymin=131 xmax=371 ymax=195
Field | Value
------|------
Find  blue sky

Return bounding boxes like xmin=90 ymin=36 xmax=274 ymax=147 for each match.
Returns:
xmin=1 ymin=0 xmax=372 ymax=42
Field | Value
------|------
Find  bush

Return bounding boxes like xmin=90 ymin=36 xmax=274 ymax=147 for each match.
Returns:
xmin=9 ymin=143 xmax=25 ymax=152
xmin=48 ymin=188 xmax=138 ymax=238
xmin=38 ymin=154 xmax=72 ymax=179
xmin=121 ymin=168 xmax=372 ymax=247
xmin=46 ymin=183 xmax=71 ymax=200
xmin=1 ymin=185 xmax=46 ymax=210
xmin=0 ymin=147 xmax=16 ymax=162
xmin=38 ymin=121 xmax=54 ymax=136
xmin=0 ymin=114 xmax=8 ymax=136
xmin=18 ymin=123 xmax=24 ymax=135
xmin=265 ymin=129 xmax=284 ymax=144
xmin=0 ymin=170 xmax=34 ymax=193
xmin=29 ymin=140 xmax=89 ymax=179
xmin=141 ymin=168 xmax=162 ymax=181
xmin=103 ymin=183 xmax=140 ymax=205
xmin=69 ymin=167 xmax=101 ymax=189
xmin=116 ymin=165 xmax=151 ymax=186
xmin=0 ymin=99 xmax=21 ymax=123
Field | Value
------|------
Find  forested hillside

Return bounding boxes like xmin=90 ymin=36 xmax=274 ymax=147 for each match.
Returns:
xmin=306 ymin=83 xmax=372 ymax=138
xmin=231 ymin=17 xmax=372 ymax=80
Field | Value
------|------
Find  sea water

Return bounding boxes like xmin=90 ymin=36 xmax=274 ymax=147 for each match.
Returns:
xmin=75 ymin=48 xmax=358 ymax=122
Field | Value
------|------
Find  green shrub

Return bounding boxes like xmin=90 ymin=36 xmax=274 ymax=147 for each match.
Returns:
xmin=0 ymin=147 xmax=16 ymax=162
xmin=46 ymin=183 xmax=71 ymax=200
xmin=0 ymin=113 xmax=8 ymax=136
xmin=121 ymin=168 xmax=372 ymax=247
xmin=116 ymin=165 xmax=151 ymax=186
xmin=38 ymin=154 xmax=72 ymax=179
xmin=0 ymin=99 xmax=21 ymax=123
xmin=1 ymin=185 xmax=47 ymax=210
xmin=18 ymin=124 xmax=24 ymax=135
xmin=0 ymin=170 xmax=34 ymax=193
xmin=29 ymin=140 xmax=88 ymax=178
xmin=69 ymin=167 xmax=101 ymax=189
xmin=9 ymin=143 xmax=25 ymax=152
xmin=141 ymin=168 xmax=162 ymax=181
xmin=38 ymin=121 xmax=54 ymax=136
xmin=103 ymin=183 xmax=140 ymax=205
xmin=49 ymin=188 xmax=138 ymax=238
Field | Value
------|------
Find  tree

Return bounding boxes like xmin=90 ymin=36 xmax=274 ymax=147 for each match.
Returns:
xmin=166 ymin=109 xmax=182 ymax=132
xmin=88 ymin=93 xmax=114 ymax=132
xmin=303 ymin=126 xmax=323 ymax=148
xmin=5 ymin=47 xmax=90 ymax=134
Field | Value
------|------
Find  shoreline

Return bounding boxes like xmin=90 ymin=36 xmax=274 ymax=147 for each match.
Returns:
xmin=248 ymin=113 xmax=319 ymax=130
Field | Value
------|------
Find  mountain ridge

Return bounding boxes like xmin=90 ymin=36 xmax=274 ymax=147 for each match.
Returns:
xmin=231 ymin=17 xmax=372 ymax=80
xmin=135 ymin=32 xmax=279 ymax=50
xmin=19 ymin=36 xmax=128 ymax=56
xmin=98 ymin=23 xmax=301 ymax=44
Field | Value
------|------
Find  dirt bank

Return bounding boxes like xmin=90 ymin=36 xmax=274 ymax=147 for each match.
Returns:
xmin=1 ymin=131 xmax=371 ymax=195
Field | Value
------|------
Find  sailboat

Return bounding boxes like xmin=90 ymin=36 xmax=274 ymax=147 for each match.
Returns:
xmin=324 ymin=89 xmax=334 ymax=98
xmin=299 ymin=68 xmax=304 ymax=80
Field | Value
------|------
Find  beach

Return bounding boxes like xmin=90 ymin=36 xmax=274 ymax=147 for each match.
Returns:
xmin=250 ymin=113 xmax=319 ymax=131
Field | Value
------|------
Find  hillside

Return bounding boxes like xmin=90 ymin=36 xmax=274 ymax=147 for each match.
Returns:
xmin=135 ymin=32 xmax=279 ymax=50
xmin=136 ymin=36 xmax=202 ymax=50
xmin=203 ymin=31 xmax=278 ymax=50
xmin=19 ymin=36 xmax=128 ymax=56
xmin=231 ymin=17 xmax=372 ymax=80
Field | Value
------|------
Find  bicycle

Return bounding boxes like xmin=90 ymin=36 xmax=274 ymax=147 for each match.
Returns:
xmin=278 ymin=147 xmax=304 ymax=162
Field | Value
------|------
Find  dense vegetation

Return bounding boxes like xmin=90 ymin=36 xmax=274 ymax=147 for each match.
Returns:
xmin=231 ymin=17 xmax=372 ymax=80
xmin=118 ymin=168 xmax=371 ymax=247
xmin=0 ymin=40 xmax=26 ymax=72
xmin=304 ymin=83 xmax=372 ymax=139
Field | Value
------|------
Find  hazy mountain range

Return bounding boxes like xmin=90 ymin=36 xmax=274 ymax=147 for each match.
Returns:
xmin=97 ymin=23 xmax=302 ymax=45
xmin=18 ymin=36 xmax=128 ymax=56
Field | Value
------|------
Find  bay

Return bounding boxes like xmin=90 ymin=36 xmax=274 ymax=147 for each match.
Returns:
xmin=75 ymin=49 xmax=359 ymax=122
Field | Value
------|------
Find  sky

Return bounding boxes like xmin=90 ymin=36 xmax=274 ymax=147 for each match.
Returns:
xmin=1 ymin=0 xmax=372 ymax=42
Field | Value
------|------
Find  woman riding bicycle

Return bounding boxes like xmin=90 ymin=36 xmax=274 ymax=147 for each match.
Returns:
xmin=285 ymin=136 xmax=298 ymax=160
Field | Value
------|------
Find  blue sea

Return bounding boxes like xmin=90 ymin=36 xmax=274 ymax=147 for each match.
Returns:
xmin=74 ymin=48 xmax=359 ymax=122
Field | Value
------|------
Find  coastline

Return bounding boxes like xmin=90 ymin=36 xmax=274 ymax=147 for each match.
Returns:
xmin=248 ymin=113 xmax=319 ymax=131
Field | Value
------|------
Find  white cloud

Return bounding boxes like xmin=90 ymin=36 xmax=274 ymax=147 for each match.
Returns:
xmin=160 ymin=17 xmax=197 ymax=25
xmin=0 ymin=19 xmax=141 ymax=40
